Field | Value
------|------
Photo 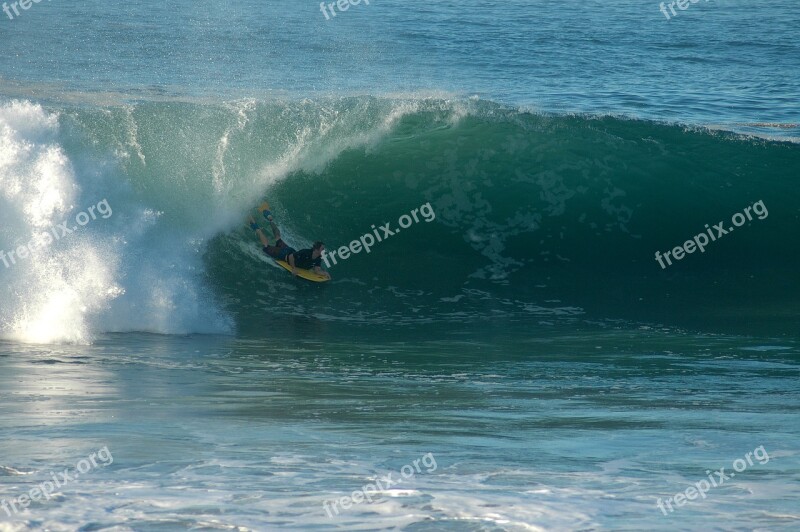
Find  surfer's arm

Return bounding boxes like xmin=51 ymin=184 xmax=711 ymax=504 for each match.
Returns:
xmin=314 ymin=266 xmax=331 ymax=280
xmin=287 ymin=253 xmax=298 ymax=275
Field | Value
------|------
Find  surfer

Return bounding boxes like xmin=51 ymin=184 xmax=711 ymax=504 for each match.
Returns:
xmin=248 ymin=206 xmax=331 ymax=280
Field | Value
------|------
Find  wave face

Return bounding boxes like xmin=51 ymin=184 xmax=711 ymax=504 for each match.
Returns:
xmin=1 ymin=96 xmax=798 ymax=343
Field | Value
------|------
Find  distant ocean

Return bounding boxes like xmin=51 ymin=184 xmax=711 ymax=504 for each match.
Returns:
xmin=1 ymin=1 xmax=798 ymax=530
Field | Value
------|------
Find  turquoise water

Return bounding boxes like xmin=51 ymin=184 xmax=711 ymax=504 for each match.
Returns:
xmin=1 ymin=0 xmax=799 ymax=530
xmin=1 ymin=330 xmax=798 ymax=530
xmin=1 ymin=0 xmax=799 ymax=129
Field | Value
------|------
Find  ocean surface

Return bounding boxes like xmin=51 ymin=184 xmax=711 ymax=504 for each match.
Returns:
xmin=1 ymin=0 xmax=799 ymax=530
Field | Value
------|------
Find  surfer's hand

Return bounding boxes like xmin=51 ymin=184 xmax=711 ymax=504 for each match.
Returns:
xmin=292 ymin=267 xmax=298 ymax=276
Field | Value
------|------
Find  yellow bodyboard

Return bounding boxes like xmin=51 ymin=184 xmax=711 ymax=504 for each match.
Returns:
xmin=273 ymin=259 xmax=330 ymax=283
xmin=258 ymin=201 xmax=329 ymax=283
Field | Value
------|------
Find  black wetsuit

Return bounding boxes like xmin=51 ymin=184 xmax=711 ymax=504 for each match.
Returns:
xmin=290 ymin=248 xmax=321 ymax=270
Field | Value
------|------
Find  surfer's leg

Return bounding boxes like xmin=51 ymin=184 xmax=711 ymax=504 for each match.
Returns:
xmin=268 ymin=220 xmax=282 ymax=241
xmin=256 ymin=229 xmax=271 ymax=248
xmin=248 ymin=216 xmax=271 ymax=247
xmin=258 ymin=203 xmax=281 ymax=240
xmin=263 ymin=245 xmax=280 ymax=259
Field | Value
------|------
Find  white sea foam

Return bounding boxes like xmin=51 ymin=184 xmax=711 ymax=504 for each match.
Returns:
xmin=0 ymin=100 xmax=233 ymax=343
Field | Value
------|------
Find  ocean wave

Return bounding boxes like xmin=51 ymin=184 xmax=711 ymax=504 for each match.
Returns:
xmin=1 ymin=95 xmax=797 ymax=342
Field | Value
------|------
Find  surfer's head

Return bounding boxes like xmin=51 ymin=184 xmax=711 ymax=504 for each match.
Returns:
xmin=312 ymin=241 xmax=325 ymax=258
